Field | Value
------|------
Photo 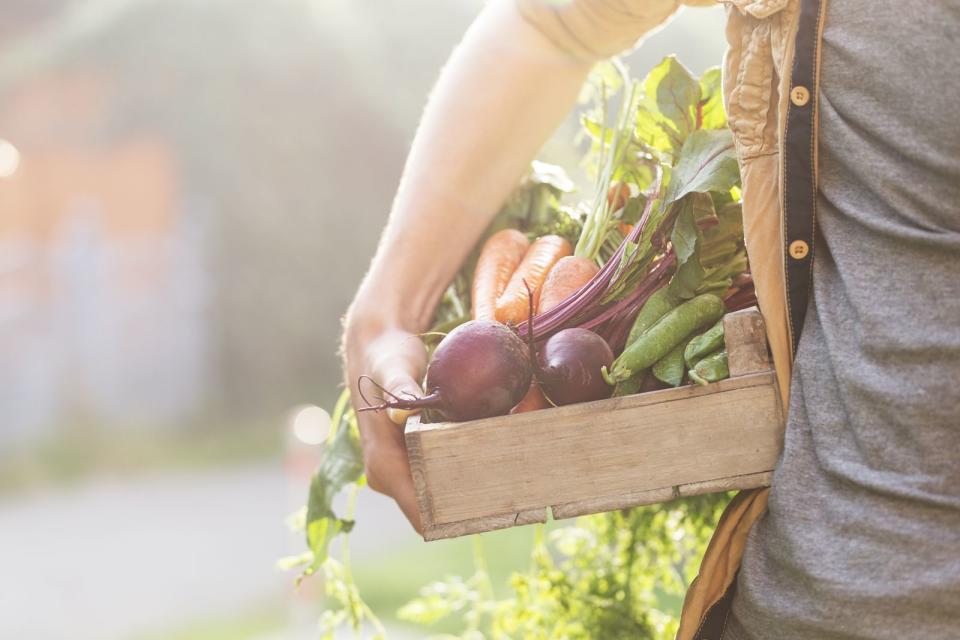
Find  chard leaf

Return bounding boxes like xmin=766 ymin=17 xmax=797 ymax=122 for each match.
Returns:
xmin=698 ymin=67 xmax=726 ymax=130
xmin=635 ymin=105 xmax=680 ymax=155
xmin=646 ymin=55 xmax=699 ymax=141
xmin=303 ymin=390 xmax=364 ymax=578
xmin=668 ymin=196 xmax=706 ymax=299
xmin=669 ymin=255 xmax=706 ymax=299
xmin=671 ymin=199 xmax=700 ymax=263
xmin=691 ymin=192 xmax=717 ymax=223
xmin=663 ymin=129 xmax=739 ymax=205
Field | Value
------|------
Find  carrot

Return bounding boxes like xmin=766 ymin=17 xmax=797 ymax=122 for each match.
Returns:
xmin=536 ymin=255 xmax=599 ymax=315
xmin=471 ymin=229 xmax=530 ymax=321
xmin=495 ymin=235 xmax=572 ymax=325
xmin=607 ymin=182 xmax=631 ymax=212
xmin=510 ymin=382 xmax=550 ymax=414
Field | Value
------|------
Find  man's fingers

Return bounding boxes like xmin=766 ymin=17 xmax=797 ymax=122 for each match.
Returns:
xmin=368 ymin=334 xmax=427 ymax=425
xmin=362 ymin=439 xmax=423 ymax=533
xmin=345 ymin=328 xmax=427 ymax=533
xmin=393 ymin=477 xmax=423 ymax=533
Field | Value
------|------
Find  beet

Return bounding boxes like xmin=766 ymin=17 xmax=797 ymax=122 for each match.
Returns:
xmin=361 ymin=320 xmax=532 ymax=422
xmin=537 ymin=328 xmax=614 ymax=406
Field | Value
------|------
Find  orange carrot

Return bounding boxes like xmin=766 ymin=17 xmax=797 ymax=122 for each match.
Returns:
xmin=607 ymin=182 xmax=631 ymax=212
xmin=510 ymin=382 xmax=550 ymax=414
xmin=471 ymin=229 xmax=530 ymax=321
xmin=495 ymin=234 xmax=572 ymax=325
xmin=536 ymin=255 xmax=600 ymax=315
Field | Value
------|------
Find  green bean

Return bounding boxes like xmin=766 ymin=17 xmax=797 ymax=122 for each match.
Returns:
xmin=652 ymin=337 xmax=693 ymax=387
xmin=612 ymin=376 xmax=643 ymax=397
xmin=688 ymin=350 xmax=729 ymax=385
xmin=684 ymin=318 xmax=725 ymax=368
xmin=605 ymin=293 xmax=725 ymax=383
xmin=624 ymin=286 xmax=680 ymax=348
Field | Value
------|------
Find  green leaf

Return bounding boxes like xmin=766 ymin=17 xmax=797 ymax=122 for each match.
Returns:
xmin=669 ymin=252 xmax=706 ymax=300
xmin=691 ymin=192 xmax=717 ymax=223
xmin=613 ymin=240 xmax=640 ymax=282
xmin=671 ymin=200 xmax=700 ymax=263
xmin=578 ymin=58 xmax=626 ymax=106
xmin=619 ymin=194 xmax=647 ymax=225
xmin=662 ymin=129 xmax=739 ymax=205
xmin=668 ymin=196 xmax=706 ymax=299
xmin=634 ymin=105 xmax=679 ymax=155
xmin=697 ymin=67 xmax=726 ymax=130
xmin=303 ymin=390 xmax=364 ymax=576
xmin=646 ymin=56 xmax=699 ymax=140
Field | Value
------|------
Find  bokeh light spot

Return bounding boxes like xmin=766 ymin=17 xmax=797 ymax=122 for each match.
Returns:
xmin=0 ymin=140 xmax=20 ymax=178
xmin=291 ymin=405 xmax=331 ymax=445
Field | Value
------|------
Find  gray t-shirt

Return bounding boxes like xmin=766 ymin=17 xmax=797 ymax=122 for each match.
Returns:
xmin=725 ymin=2 xmax=960 ymax=638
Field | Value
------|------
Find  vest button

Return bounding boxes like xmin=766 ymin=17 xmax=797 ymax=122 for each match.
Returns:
xmin=790 ymin=85 xmax=810 ymax=107
xmin=789 ymin=239 xmax=810 ymax=259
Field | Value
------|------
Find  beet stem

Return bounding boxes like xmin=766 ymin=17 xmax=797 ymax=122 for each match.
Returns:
xmin=519 ymin=172 xmax=664 ymax=342
xmin=356 ymin=390 xmax=443 ymax=414
xmin=356 ymin=374 xmax=405 ymax=408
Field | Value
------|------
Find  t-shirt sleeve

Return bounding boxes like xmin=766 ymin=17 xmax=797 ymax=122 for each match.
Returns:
xmin=516 ymin=0 xmax=715 ymax=61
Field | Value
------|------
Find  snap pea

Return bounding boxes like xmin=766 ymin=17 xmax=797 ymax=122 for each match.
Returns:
xmin=625 ymin=286 xmax=680 ymax=348
xmin=684 ymin=318 xmax=725 ymax=368
xmin=688 ymin=349 xmax=729 ymax=385
xmin=612 ymin=376 xmax=643 ymax=397
xmin=652 ymin=336 xmax=693 ymax=387
xmin=605 ymin=293 xmax=725 ymax=383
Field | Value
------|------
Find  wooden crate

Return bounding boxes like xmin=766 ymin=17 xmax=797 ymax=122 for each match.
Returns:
xmin=405 ymin=307 xmax=784 ymax=541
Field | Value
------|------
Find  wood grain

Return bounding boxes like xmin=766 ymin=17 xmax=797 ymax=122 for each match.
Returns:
xmin=423 ymin=508 xmax=547 ymax=542
xmin=552 ymin=470 xmax=774 ymax=520
xmin=406 ymin=372 xmax=784 ymax=530
xmin=724 ymin=306 xmax=771 ymax=377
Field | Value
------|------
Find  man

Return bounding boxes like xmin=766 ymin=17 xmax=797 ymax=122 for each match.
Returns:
xmin=343 ymin=1 xmax=960 ymax=637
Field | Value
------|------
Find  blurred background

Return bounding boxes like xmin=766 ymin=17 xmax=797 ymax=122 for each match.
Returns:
xmin=0 ymin=1 xmax=726 ymax=638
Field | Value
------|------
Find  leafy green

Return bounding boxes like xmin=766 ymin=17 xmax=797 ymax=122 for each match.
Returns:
xmin=662 ymin=129 xmax=739 ymax=206
xmin=303 ymin=390 xmax=364 ymax=577
xmin=647 ymin=55 xmax=700 ymax=143
xmin=575 ymin=76 xmax=641 ymax=261
xmin=401 ymin=496 xmax=729 ymax=640
xmin=632 ymin=56 xmax=700 ymax=160
xmin=667 ymin=197 xmax=706 ymax=299
xmin=670 ymin=199 xmax=700 ymax=264
xmin=697 ymin=67 xmax=726 ymax=130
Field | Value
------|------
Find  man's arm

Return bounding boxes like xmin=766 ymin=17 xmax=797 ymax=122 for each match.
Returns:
xmin=344 ymin=0 xmax=593 ymax=530
xmin=344 ymin=0 xmax=688 ymax=529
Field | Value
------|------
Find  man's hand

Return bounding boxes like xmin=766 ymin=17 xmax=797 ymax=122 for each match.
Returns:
xmin=344 ymin=315 xmax=428 ymax=532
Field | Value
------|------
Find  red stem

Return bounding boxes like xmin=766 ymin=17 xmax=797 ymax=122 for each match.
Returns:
xmin=356 ymin=390 xmax=443 ymax=414
xmin=519 ymin=173 xmax=664 ymax=341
